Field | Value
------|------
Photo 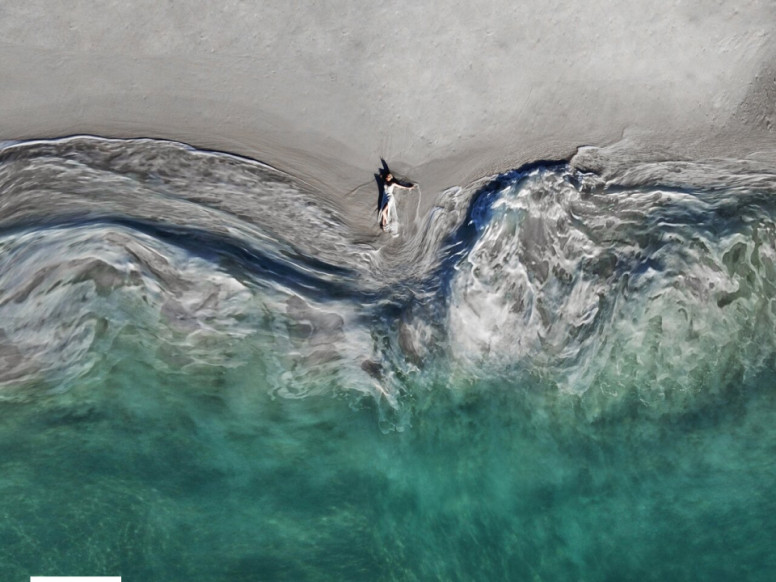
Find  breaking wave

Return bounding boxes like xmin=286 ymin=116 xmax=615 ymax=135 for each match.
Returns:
xmin=1 ymin=137 xmax=775 ymax=419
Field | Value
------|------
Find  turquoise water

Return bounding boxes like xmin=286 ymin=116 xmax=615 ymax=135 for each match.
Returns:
xmin=1 ymin=138 xmax=775 ymax=580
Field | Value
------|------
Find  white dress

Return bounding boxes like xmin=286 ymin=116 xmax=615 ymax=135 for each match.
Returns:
xmin=381 ymin=183 xmax=398 ymax=234
xmin=383 ymin=183 xmax=395 ymax=205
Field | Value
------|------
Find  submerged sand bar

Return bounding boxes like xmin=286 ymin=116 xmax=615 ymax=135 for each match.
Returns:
xmin=1 ymin=1 xmax=774 ymax=197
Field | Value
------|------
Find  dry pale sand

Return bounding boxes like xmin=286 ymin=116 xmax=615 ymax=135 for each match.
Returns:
xmin=1 ymin=0 xmax=775 ymax=207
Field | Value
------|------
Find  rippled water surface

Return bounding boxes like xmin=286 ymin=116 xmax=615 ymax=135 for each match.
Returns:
xmin=1 ymin=137 xmax=776 ymax=580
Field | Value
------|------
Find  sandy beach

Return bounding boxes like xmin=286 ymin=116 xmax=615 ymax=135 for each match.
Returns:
xmin=2 ymin=0 xmax=774 ymax=199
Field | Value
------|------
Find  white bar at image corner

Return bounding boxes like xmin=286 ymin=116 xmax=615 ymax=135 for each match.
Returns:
xmin=31 ymin=578 xmax=121 ymax=582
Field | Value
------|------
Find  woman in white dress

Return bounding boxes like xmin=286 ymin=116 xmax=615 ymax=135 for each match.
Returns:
xmin=379 ymin=172 xmax=416 ymax=231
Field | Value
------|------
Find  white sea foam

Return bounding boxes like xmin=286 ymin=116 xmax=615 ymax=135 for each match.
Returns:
xmin=448 ymin=164 xmax=776 ymax=405
xmin=2 ymin=137 xmax=776 ymax=416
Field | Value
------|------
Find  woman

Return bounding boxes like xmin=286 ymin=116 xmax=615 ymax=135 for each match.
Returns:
xmin=379 ymin=172 xmax=416 ymax=231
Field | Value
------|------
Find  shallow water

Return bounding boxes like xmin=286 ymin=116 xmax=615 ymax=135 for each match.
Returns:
xmin=1 ymin=137 xmax=775 ymax=580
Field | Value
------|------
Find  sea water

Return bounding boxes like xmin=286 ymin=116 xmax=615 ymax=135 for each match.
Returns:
xmin=0 ymin=137 xmax=775 ymax=581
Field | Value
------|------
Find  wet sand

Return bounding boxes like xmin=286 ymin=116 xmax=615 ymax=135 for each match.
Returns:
xmin=1 ymin=0 xmax=774 ymax=210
